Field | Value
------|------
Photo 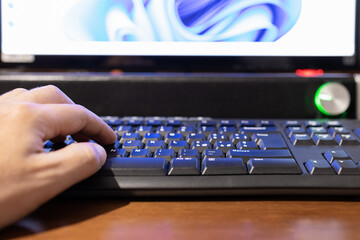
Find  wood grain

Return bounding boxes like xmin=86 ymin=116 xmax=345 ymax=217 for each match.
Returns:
xmin=1 ymin=197 xmax=360 ymax=240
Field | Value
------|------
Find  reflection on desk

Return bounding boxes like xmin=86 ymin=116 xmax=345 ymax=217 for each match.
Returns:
xmin=1 ymin=197 xmax=360 ymax=240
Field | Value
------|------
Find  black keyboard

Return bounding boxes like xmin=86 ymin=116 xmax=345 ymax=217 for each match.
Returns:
xmin=61 ymin=117 xmax=360 ymax=196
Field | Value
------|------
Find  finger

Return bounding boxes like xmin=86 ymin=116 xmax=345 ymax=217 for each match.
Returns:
xmin=12 ymin=85 xmax=74 ymax=104
xmin=0 ymin=88 xmax=28 ymax=100
xmin=37 ymin=104 xmax=117 ymax=145
xmin=32 ymin=142 xmax=106 ymax=196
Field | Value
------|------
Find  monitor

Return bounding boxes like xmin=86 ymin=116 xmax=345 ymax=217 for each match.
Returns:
xmin=0 ymin=0 xmax=359 ymax=72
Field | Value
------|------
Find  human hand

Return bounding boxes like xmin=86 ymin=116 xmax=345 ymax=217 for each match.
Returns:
xmin=0 ymin=85 xmax=117 ymax=228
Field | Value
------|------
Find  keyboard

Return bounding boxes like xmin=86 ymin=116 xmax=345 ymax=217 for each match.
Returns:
xmin=62 ymin=117 xmax=360 ymax=196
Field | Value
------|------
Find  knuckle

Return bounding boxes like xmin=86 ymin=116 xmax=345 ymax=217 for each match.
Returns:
xmin=17 ymin=103 xmax=43 ymax=124
xmin=40 ymin=85 xmax=73 ymax=104
xmin=5 ymin=102 xmax=40 ymax=128
xmin=11 ymin=102 xmax=34 ymax=117
xmin=42 ymin=85 xmax=62 ymax=96
xmin=0 ymin=88 xmax=28 ymax=99
xmin=10 ymin=88 xmax=28 ymax=94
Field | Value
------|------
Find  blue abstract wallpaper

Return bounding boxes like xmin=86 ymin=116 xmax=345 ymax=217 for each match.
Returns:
xmin=63 ymin=0 xmax=302 ymax=42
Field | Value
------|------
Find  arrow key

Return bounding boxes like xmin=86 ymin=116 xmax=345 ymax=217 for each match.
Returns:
xmin=332 ymin=160 xmax=360 ymax=175
xmin=305 ymin=159 xmax=335 ymax=175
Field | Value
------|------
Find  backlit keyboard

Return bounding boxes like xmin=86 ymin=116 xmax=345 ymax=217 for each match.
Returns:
xmin=60 ymin=117 xmax=360 ymax=196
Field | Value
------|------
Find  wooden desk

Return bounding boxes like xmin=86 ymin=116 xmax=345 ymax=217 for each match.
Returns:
xmin=1 ymin=196 xmax=360 ymax=240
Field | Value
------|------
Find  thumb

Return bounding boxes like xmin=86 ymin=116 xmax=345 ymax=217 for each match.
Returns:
xmin=34 ymin=142 xmax=106 ymax=195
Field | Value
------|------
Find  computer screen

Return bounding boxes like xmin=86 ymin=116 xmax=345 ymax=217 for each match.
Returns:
xmin=0 ymin=0 xmax=359 ymax=71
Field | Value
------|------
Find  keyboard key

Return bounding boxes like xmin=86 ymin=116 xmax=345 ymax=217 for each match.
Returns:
xmin=144 ymin=116 xmax=167 ymax=122
xmin=305 ymin=120 xmax=322 ymax=128
xmin=186 ymin=133 xmax=206 ymax=144
xmin=334 ymin=134 xmax=359 ymax=145
xmin=199 ymin=120 xmax=216 ymax=126
xmin=203 ymin=149 xmax=224 ymax=160
xmin=260 ymin=120 xmax=275 ymax=127
xmin=145 ymin=140 xmax=165 ymax=152
xmin=169 ymin=116 xmax=188 ymax=121
xmin=189 ymin=117 xmax=211 ymax=122
xmin=305 ymin=159 xmax=335 ymax=175
xmin=307 ymin=127 xmax=327 ymax=137
xmin=122 ymin=140 xmax=143 ymax=152
xmin=328 ymin=127 xmax=349 ymax=136
xmin=208 ymin=133 xmax=227 ymax=144
xmin=43 ymin=148 xmax=52 ymax=153
xmin=106 ymin=118 xmax=123 ymax=127
xmin=105 ymin=145 xmax=127 ymax=158
xmin=252 ymin=133 xmax=287 ymax=150
xmin=325 ymin=121 xmax=342 ymax=128
xmin=214 ymin=141 xmax=234 ymax=153
xmin=120 ymin=132 xmax=140 ymax=143
xmin=219 ymin=120 xmax=236 ymax=126
xmin=239 ymin=120 xmax=256 ymax=127
xmin=191 ymin=141 xmax=211 ymax=153
xmin=130 ymin=149 xmax=151 ymax=158
xmin=142 ymin=133 xmax=162 ymax=144
xmin=145 ymin=119 xmax=164 ymax=126
xmin=168 ymin=158 xmax=200 ymax=175
xmin=237 ymin=141 xmax=258 ymax=150
xmin=247 ymin=158 xmax=301 ymax=174
xmin=145 ymin=116 xmax=166 ymax=121
xmin=168 ymin=140 xmax=188 ymax=153
xmin=354 ymin=128 xmax=360 ymax=138
xmin=312 ymin=134 xmax=335 ymax=145
xmin=115 ymin=125 xmax=133 ymax=137
xmin=230 ymin=133 xmax=250 ymax=144
xmin=165 ymin=133 xmax=183 ymax=144
xmin=135 ymin=126 xmax=153 ymax=136
xmin=324 ymin=150 xmax=351 ymax=163
xmin=227 ymin=149 xmax=292 ymax=159
xmin=123 ymin=116 xmax=143 ymax=121
xmin=179 ymin=149 xmax=200 ymax=159
xmin=284 ymin=120 xmax=301 ymax=127
xmin=44 ymin=140 xmax=53 ymax=149
xmin=156 ymin=126 xmax=174 ymax=137
xmin=290 ymin=134 xmax=313 ymax=145
xmin=154 ymin=149 xmax=175 ymax=162
xmin=286 ymin=127 xmax=306 ymax=137
xmin=332 ymin=160 xmax=360 ymax=175
xmin=126 ymin=119 xmax=143 ymax=126
xmin=202 ymin=158 xmax=247 ymax=175
xmin=178 ymin=126 xmax=196 ymax=135
xmin=219 ymin=126 xmax=237 ymax=137
xmin=240 ymin=126 xmax=278 ymax=134
xmin=166 ymin=119 xmax=182 ymax=126
xmin=198 ymin=126 xmax=216 ymax=137
xmin=100 ymin=157 xmax=167 ymax=176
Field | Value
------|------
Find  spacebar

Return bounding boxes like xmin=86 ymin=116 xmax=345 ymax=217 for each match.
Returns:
xmin=226 ymin=149 xmax=292 ymax=159
xmin=98 ymin=157 xmax=168 ymax=176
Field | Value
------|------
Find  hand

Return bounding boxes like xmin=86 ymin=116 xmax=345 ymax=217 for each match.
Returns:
xmin=0 ymin=85 xmax=117 ymax=228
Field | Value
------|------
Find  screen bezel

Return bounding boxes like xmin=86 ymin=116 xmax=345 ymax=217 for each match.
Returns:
xmin=0 ymin=0 xmax=359 ymax=72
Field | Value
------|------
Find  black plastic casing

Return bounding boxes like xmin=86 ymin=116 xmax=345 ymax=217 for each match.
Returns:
xmin=0 ymin=72 xmax=356 ymax=119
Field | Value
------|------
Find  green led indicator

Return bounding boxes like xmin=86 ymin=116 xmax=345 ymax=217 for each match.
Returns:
xmin=314 ymin=83 xmax=332 ymax=116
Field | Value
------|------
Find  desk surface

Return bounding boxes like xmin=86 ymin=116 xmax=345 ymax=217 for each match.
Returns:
xmin=1 ymin=196 xmax=360 ymax=240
